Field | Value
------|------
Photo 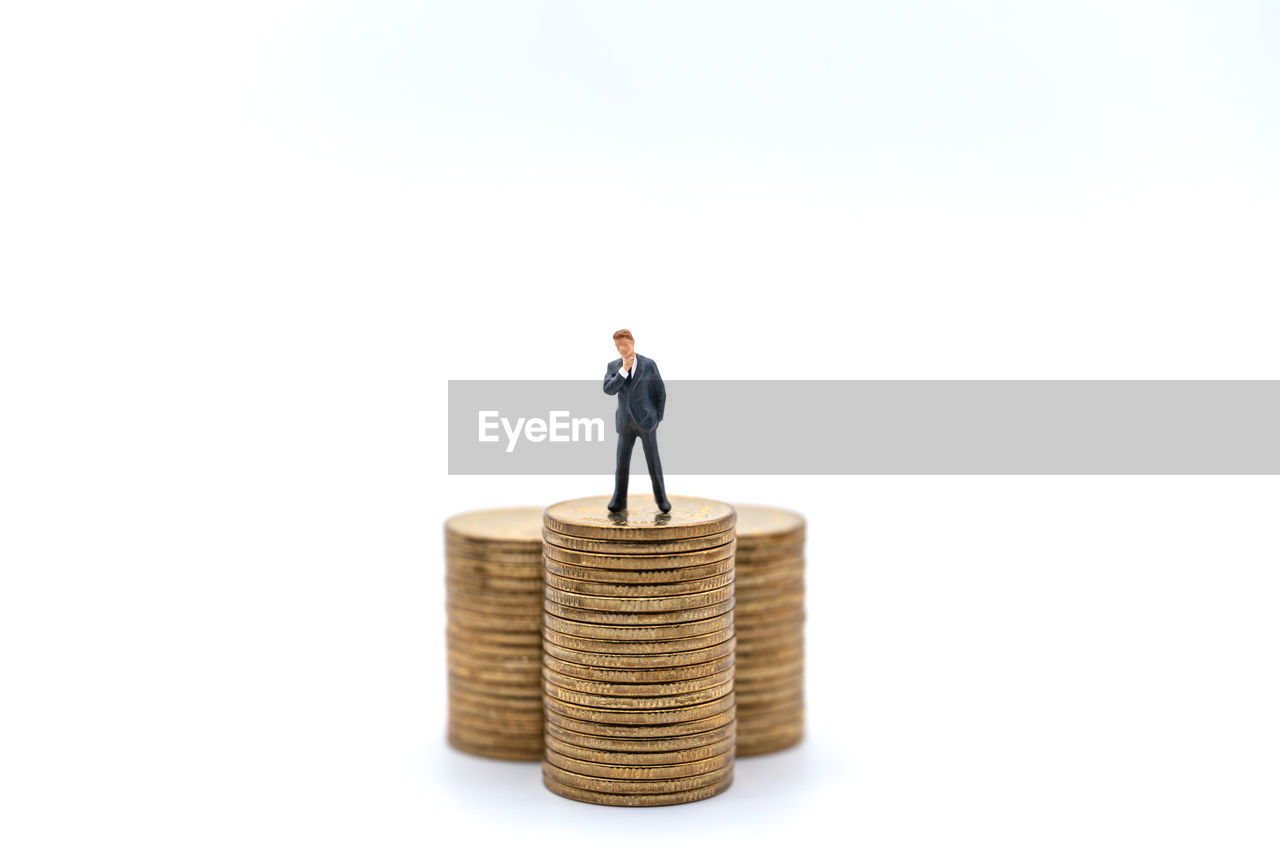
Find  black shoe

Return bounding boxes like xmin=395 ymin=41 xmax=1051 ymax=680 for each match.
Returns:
xmin=656 ymin=498 xmax=671 ymax=513
xmin=608 ymin=501 xmax=626 ymax=513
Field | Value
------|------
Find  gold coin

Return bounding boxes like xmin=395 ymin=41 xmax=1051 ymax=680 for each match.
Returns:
xmin=735 ymin=554 xmax=805 ymax=572
xmin=447 ymin=733 xmax=541 ymax=762
xmin=735 ymin=589 xmax=803 ymax=608
xmin=542 ymin=527 xmax=736 ymax=554
xmin=446 ymin=594 xmax=543 ymax=617
xmin=736 ymin=716 xmax=804 ymax=738
xmin=445 ymin=636 xmax=542 ymax=660
xmin=449 ymin=705 xmax=544 ymax=727
xmin=445 ymin=546 xmax=543 ymax=568
xmin=447 ymin=674 xmax=542 ymax=699
xmin=735 ymin=655 xmax=804 ymax=675
xmin=544 ymin=719 xmax=735 ymax=753
xmin=542 ymin=761 xmax=732 ymax=794
xmin=447 ymin=644 xmax=542 ymax=664
xmin=543 ymin=653 xmax=734 ymax=684
xmin=543 ymin=542 xmax=735 ymax=570
xmin=447 ymin=657 xmax=542 ymax=680
xmin=541 ymin=626 xmax=734 ymax=655
xmin=544 ymin=681 xmax=733 ymax=711
xmin=445 ymin=506 xmax=544 ymax=545
xmin=735 ymin=662 xmax=805 ymax=684
xmin=734 ymin=611 xmax=806 ymax=634
xmin=447 ymin=665 xmax=541 ymax=686
xmin=544 ymin=570 xmax=734 ymax=598
xmin=734 ymin=637 xmax=805 ymax=657
xmin=446 ymin=645 xmax=542 ymax=664
xmin=736 ymin=591 xmax=804 ymax=616
xmin=448 ymin=725 xmax=542 ymax=745
xmin=544 ymin=555 xmax=735 ymax=584
xmin=544 ymin=611 xmax=733 ymax=641
xmin=448 ymin=710 xmax=544 ymax=733
xmin=544 ymin=584 xmax=733 ymax=613
xmin=544 ymin=705 xmax=735 ymax=739
xmin=542 ymin=667 xmax=733 ymax=697
xmin=544 ymin=693 xmax=735 ymax=726
xmin=445 ymin=557 xmax=543 ymax=578
xmin=732 ymin=545 xmax=805 ymax=565
xmin=449 ymin=685 xmax=544 ymax=709
xmin=737 ymin=691 xmax=804 ymax=712
xmin=445 ymin=620 xmax=542 ymax=643
xmin=445 ymin=588 xmax=540 ymax=606
xmin=447 ymin=722 xmax=542 ymax=745
xmin=734 ymin=671 xmax=805 ymax=692
xmin=737 ymin=711 xmax=805 ymax=733
xmin=734 ymin=547 xmax=805 ymax=565
xmin=544 ymin=598 xmax=733 ymax=626
xmin=734 ymin=631 xmax=804 ymax=651
xmin=447 ymin=608 xmax=542 ymax=633
xmin=445 ymin=572 xmax=543 ymax=594
xmin=543 ymin=495 xmax=736 ymax=541
xmin=734 ymin=637 xmax=805 ymax=656
xmin=735 ymin=660 xmax=805 ymax=683
xmin=543 ymin=637 xmax=736 ymax=670
xmin=446 ymin=582 xmax=542 ymax=605
xmin=445 ymin=528 xmax=541 ymax=546
xmin=449 ymin=678 xmax=544 ymax=700
xmin=735 ymin=567 xmax=805 ymax=591
xmin=737 ymin=685 xmax=805 ymax=705
xmin=735 ymin=572 xmax=803 ymax=591
xmin=545 ymin=733 xmax=734 ymax=766
xmin=542 ymin=773 xmax=733 ymax=806
xmin=735 ymin=698 xmax=804 ymax=718
xmin=544 ymin=748 xmax=733 ymax=781
xmin=447 ymin=665 xmax=542 ymax=688
xmin=736 ymin=707 xmax=805 ymax=732
xmin=736 ymin=726 xmax=803 ymax=757
xmin=734 ymin=629 xmax=805 ymax=650
xmin=732 ymin=504 xmax=806 ymax=542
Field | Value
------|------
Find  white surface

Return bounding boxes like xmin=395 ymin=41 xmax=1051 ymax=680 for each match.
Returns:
xmin=2 ymin=3 xmax=1278 ymax=852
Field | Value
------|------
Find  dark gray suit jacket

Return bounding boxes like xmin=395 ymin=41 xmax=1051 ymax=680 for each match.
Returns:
xmin=603 ymin=354 xmax=666 ymax=433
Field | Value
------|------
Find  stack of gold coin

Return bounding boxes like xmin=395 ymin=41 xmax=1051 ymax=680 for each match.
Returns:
xmin=730 ymin=504 xmax=806 ymax=755
xmin=445 ymin=507 xmax=545 ymax=761
xmin=540 ymin=495 xmax=738 ymax=806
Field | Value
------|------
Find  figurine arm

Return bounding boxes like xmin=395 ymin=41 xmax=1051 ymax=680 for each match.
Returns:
xmin=604 ymin=364 xmax=625 ymax=395
xmin=652 ymin=362 xmax=666 ymax=421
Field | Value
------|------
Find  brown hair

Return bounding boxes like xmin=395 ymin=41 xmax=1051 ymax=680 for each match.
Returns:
xmin=612 ymin=329 xmax=634 ymax=341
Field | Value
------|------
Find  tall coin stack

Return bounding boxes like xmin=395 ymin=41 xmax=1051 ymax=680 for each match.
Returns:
xmin=731 ymin=505 xmax=806 ymax=756
xmin=540 ymin=496 xmax=738 ymax=806
xmin=445 ymin=507 xmax=545 ymax=761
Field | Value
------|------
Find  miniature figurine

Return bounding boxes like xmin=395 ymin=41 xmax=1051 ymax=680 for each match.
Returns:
xmin=602 ymin=329 xmax=670 ymax=513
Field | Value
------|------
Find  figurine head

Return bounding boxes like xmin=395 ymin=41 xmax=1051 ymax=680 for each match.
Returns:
xmin=613 ymin=329 xmax=635 ymax=359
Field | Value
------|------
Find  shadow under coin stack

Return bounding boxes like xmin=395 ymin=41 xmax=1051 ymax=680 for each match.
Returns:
xmin=540 ymin=496 xmax=738 ymax=806
xmin=444 ymin=507 xmax=546 ymax=760
xmin=730 ymin=505 xmax=807 ymax=755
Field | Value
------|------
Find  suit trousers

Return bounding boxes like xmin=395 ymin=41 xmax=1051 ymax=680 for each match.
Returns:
xmin=610 ymin=421 xmax=668 ymax=509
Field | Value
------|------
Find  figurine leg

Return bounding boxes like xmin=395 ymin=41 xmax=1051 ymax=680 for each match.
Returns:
xmin=609 ymin=431 xmax=637 ymax=512
xmin=639 ymin=428 xmax=670 ymax=513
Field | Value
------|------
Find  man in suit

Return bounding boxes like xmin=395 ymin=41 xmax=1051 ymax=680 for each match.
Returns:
xmin=603 ymin=329 xmax=670 ymax=513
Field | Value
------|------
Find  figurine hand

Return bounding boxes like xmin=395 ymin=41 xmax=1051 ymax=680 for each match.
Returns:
xmin=623 ymin=355 xmax=635 ymax=371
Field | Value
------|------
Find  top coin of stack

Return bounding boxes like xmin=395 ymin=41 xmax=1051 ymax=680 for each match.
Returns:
xmin=541 ymin=495 xmax=738 ymax=807
xmin=730 ymin=504 xmax=806 ymax=756
xmin=444 ymin=507 xmax=546 ymax=761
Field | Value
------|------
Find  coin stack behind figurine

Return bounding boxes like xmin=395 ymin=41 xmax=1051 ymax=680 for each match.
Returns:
xmin=540 ymin=496 xmax=738 ymax=806
xmin=444 ymin=507 xmax=546 ymax=760
xmin=730 ymin=505 xmax=806 ymax=755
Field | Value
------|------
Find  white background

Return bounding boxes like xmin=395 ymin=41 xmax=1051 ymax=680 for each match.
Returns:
xmin=2 ymin=2 xmax=1278 ymax=851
